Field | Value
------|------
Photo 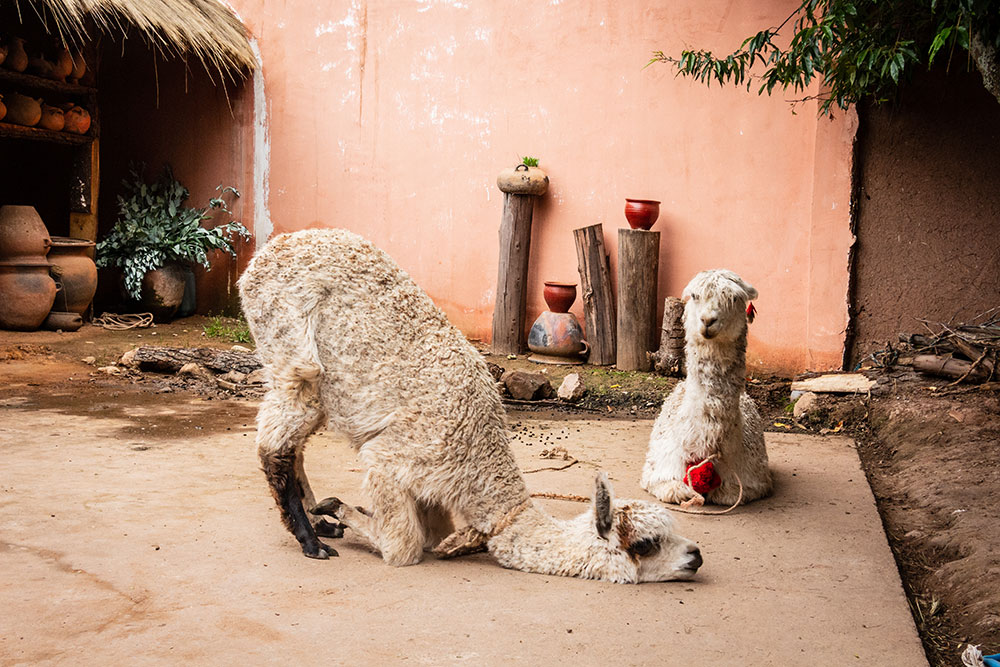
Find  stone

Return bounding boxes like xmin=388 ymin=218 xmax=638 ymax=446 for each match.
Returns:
xmin=219 ymin=370 xmax=248 ymax=384
xmin=502 ymin=370 xmax=554 ymax=401
xmin=119 ymin=349 xmax=138 ymax=367
xmin=98 ymin=366 xmax=122 ymax=375
xmin=231 ymin=345 xmax=252 ymax=353
xmin=793 ymin=391 xmax=819 ymax=419
xmin=81 ymin=356 xmax=96 ymax=365
xmin=791 ymin=373 xmax=876 ymax=394
xmin=557 ymin=373 xmax=586 ymax=402
xmin=178 ymin=362 xmax=214 ymax=381
xmin=244 ymin=368 xmax=269 ymax=385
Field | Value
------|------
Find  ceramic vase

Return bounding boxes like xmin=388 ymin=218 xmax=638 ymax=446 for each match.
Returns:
xmin=624 ymin=198 xmax=661 ymax=230
xmin=543 ymin=282 xmax=577 ymax=313
xmin=0 ymin=264 xmax=57 ymax=330
xmin=48 ymin=237 xmax=97 ymax=315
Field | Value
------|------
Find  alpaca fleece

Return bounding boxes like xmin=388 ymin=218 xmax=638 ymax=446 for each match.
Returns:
xmin=641 ymin=269 xmax=772 ymax=506
xmin=239 ymin=228 xmax=702 ymax=582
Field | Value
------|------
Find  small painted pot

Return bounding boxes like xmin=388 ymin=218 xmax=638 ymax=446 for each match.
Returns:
xmin=624 ymin=198 xmax=660 ymax=230
xmin=543 ymin=281 xmax=576 ymax=313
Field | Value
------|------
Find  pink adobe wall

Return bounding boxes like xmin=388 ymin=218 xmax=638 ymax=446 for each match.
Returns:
xmin=230 ymin=0 xmax=856 ymax=375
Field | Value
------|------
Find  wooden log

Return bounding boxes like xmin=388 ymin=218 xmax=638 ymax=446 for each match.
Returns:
xmin=132 ymin=346 xmax=262 ymax=374
xmin=650 ymin=296 xmax=685 ymax=375
xmin=491 ymin=193 xmax=535 ymax=355
xmin=573 ymin=224 xmax=616 ymax=365
xmin=616 ymin=229 xmax=659 ymax=371
xmin=912 ymin=354 xmax=991 ymax=383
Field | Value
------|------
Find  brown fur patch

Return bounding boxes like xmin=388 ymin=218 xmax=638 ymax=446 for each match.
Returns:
xmin=259 ymin=449 xmax=297 ymax=531
xmin=615 ymin=504 xmax=637 ymax=558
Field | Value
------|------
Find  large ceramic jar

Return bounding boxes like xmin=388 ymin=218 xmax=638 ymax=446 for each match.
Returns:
xmin=138 ymin=263 xmax=186 ymax=322
xmin=0 ymin=205 xmax=51 ymax=264
xmin=0 ymin=264 xmax=57 ymax=330
xmin=48 ymin=237 xmax=97 ymax=315
xmin=528 ymin=311 xmax=590 ymax=363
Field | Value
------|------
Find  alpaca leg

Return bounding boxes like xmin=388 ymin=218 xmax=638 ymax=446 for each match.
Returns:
xmin=257 ymin=390 xmax=336 ymax=559
xmin=313 ymin=471 xmax=424 ymax=567
xmin=295 ymin=449 xmax=344 ymax=538
xmin=418 ymin=502 xmax=455 ymax=550
xmin=643 ymin=478 xmax=699 ymax=505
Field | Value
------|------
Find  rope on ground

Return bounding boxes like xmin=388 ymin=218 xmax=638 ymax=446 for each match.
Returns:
xmin=531 ymin=456 xmax=745 ymax=516
xmin=92 ymin=312 xmax=155 ymax=330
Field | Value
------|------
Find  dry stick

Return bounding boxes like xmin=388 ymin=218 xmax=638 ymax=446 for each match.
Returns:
xmin=945 ymin=348 xmax=992 ymax=388
xmin=523 ymin=459 xmax=580 ymax=474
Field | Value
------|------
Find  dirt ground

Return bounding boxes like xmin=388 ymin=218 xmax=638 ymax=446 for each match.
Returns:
xmin=0 ymin=317 xmax=997 ymax=665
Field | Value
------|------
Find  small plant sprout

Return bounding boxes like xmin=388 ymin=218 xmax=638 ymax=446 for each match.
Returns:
xmin=521 ymin=156 xmax=539 ymax=167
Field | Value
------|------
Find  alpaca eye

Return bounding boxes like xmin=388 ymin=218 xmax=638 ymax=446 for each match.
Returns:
xmin=629 ymin=537 xmax=660 ymax=558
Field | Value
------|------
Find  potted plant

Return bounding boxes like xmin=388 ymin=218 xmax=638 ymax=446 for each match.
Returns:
xmin=96 ymin=165 xmax=251 ymax=321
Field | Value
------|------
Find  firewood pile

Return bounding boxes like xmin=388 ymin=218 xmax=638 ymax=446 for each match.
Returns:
xmin=890 ymin=308 xmax=1000 ymax=385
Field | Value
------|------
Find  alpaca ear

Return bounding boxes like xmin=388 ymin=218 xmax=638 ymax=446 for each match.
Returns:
xmin=731 ymin=274 xmax=758 ymax=301
xmin=594 ymin=472 xmax=614 ymax=539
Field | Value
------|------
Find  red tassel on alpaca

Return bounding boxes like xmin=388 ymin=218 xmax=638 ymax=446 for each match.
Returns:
xmin=684 ymin=460 xmax=722 ymax=494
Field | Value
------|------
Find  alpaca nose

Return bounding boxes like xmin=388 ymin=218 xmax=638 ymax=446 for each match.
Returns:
xmin=701 ymin=316 xmax=717 ymax=329
xmin=687 ymin=546 xmax=703 ymax=571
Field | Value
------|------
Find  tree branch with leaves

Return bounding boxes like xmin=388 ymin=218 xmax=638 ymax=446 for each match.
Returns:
xmin=649 ymin=0 xmax=1000 ymax=114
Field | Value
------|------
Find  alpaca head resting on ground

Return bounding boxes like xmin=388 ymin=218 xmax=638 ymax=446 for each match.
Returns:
xmin=682 ymin=269 xmax=758 ymax=343
xmin=483 ymin=472 xmax=703 ymax=583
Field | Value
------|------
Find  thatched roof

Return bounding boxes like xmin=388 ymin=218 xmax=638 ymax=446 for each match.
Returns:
xmin=12 ymin=0 xmax=255 ymax=78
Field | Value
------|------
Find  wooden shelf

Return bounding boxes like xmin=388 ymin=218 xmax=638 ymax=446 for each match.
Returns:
xmin=0 ymin=122 xmax=93 ymax=145
xmin=0 ymin=68 xmax=96 ymax=96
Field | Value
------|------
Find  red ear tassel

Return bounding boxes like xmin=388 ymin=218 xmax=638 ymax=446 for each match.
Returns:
xmin=746 ymin=302 xmax=757 ymax=324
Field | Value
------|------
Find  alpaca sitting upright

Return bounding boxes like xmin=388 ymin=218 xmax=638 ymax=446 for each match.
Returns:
xmin=239 ymin=228 xmax=703 ymax=583
xmin=641 ymin=269 xmax=772 ymax=506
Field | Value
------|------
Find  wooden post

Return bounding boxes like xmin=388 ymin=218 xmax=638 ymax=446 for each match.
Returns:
xmin=492 ymin=165 xmax=548 ymax=355
xmin=616 ymin=228 xmax=659 ymax=370
xmin=650 ymin=296 xmax=685 ymax=375
xmin=573 ymin=223 xmax=616 ymax=365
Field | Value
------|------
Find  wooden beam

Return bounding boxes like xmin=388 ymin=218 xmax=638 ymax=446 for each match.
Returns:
xmin=616 ymin=228 xmax=659 ymax=371
xmin=573 ymin=223 xmax=616 ymax=365
xmin=491 ymin=193 xmax=535 ymax=355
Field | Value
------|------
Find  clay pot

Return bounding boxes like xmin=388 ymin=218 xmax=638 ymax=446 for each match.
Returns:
xmin=52 ymin=48 xmax=73 ymax=81
xmin=5 ymin=37 xmax=28 ymax=73
xmin=48 ymin=237 xmax=97 ymax=315
xmin=43 ymin=311 xmax=83 ymax=332
xmin=3 ymin=93 xmax=42 ymax=127
xmin=497 ymin=164 xmax=549 ymax=196
xmin=39 ymin=103 xmax=65 ymax=131
xmin=0 ymin=205 xmax=52 ymax=264
xmin=624 ymin=198 xmax=661 ymax=230
xmin=70 ymin=51 xmax=86 ymax=83
xmin=0 ymin=263 xmax=58 ymax=330
xmin=137 ymin=263 xmax=187 ymax=322
xmin=543 ymin=282 xmax=577 ymax=313
xmin=27 ymin=55 xmax=56 ymax=79
xmin=61 ymin=105 xmax=91 ymax=134
xmin=528 ymin=311 xmax=590 ymax=363
xmin=0 ymin=94 xmax=6 ymax=123
xmin=0 ymin=43 xmax=7 ymax=67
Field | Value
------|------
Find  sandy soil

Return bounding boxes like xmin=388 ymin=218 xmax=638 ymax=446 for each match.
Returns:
xmin=0 ymin=347 xmax=927 ymax=665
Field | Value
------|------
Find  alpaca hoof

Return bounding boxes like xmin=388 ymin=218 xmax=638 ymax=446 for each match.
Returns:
xmin=313 ymin=519 xmax=345 ymax=538
xmin=303 ymin=541 xmax=338 ymax=559
xmin=311 ymin=496 xmax=343 ymax=518
xmin=645 ymin=479 xmax=696 ymax=505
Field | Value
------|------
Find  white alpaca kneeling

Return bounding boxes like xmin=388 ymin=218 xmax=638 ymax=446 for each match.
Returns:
xmin=239 ymin=228 xmax=702 ymax=583
xmin=641 ymin=269 xmax=772 ymax=507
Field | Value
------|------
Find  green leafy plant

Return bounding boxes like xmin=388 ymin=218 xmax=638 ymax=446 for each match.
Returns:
xmin=96 ymin=165 xmax=251 ymax=301
xmin=521 ymin=156 xmax=539 ymax=167
xmin=203 ymin=315 xmax=252 ymax=344
xmin=648 ymin=0 xmax=1000 ymax=115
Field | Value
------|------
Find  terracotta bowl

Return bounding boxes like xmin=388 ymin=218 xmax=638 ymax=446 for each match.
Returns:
xmin=543 ymin=281 xmax=577 ymax=313
xmin=624 ymin=199 xmax=661 ymax=230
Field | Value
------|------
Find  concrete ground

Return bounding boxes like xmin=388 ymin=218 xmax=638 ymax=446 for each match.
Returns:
xmin=0 ymin=359 xmax=926 ymax=665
